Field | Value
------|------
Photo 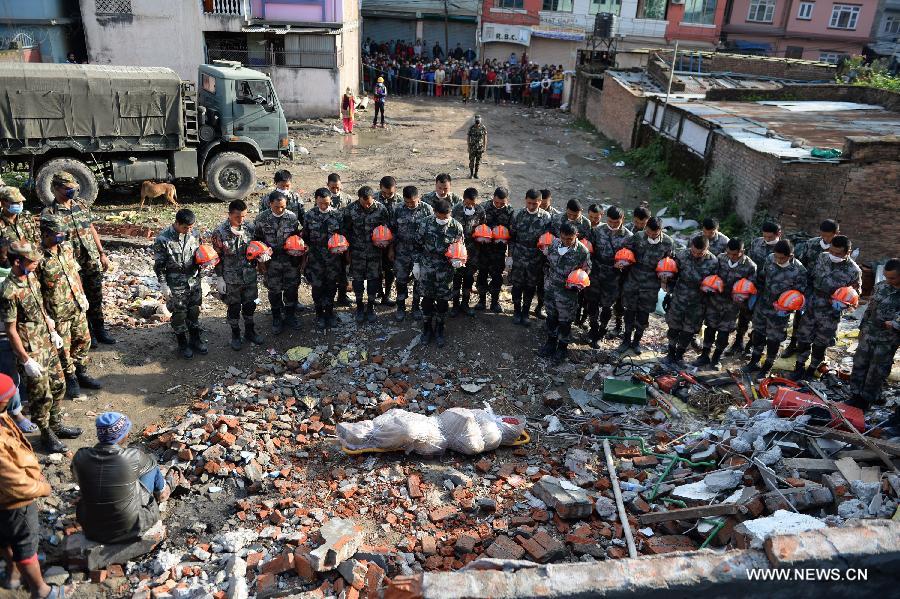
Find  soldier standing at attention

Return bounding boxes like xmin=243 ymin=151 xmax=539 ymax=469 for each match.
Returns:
xmin=848 ymin=258 xmax=900 ymax=411
xmin=211 ymin=200 xmax=263 ymax=351
xmin=509 ymin=189 xmax=550 ymax=327
xmin=42 ymin=172 xmax=116 ymax=345
xmin=693 ymin=218 xmax=729 ymax=256
xmin=450 ymin=187 xmax=485 ymax=317
xmin=730 ymin=221 xmax=781 ymax=355
xmin=625 ymin=205 xmax=650 ymax=234
xmin=392 ymin=186 xmax=433 ymax=322
xmin=154 ymin=209 xmax=206 ymax=359
xmin=254 ymin=193 xmax=302 ymax=334
xmin=467 ymin=115 xmax=487 ymax=179
xmin=533 ymin=189 xmax=558 ymax=319
xmin=345 ymin=186 xmax=390 ymax=324
xmin=303 ymin=188 xmax=346 ymax=329
xmin=259 ymin=170 xmax=304 ymax=222
xmin=0 ymin=187 xmax=40 ymax=268
xmin=539 ymin=189 xmax=559 ymax=216
xmin=477 ymin=187 xmax=514 ymax=313
xmin=548 ymin=200 xmax=591 ymax=240
xmin=37 ymin=216 xmax=102 ymax=398
xmin=539 ymin=223 xmax=591 ymax=363
xmin=663 ymin=236 xmax=719 ymax=368
xmin=791 ymin=235 xmax=861 ymax=379
xmin=620 ymin=218 xmax=674 ymax=355
xmin=422 ymin=174 xmax=463 ymax=211
xmin=415 ymin=198 xmax=464 ymax=347
xmin=586 ymin=206 xmax=631 ymax=348
xmin=327 ymin=173 xmax=353 ymax=306
xmin=1 ymin=241 xmax=80 ymax=452
xmin=374 ymin=176 xmax=402 ymax=307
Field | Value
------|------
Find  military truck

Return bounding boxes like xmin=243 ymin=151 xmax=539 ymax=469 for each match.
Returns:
xmin=0 ymin=60 xmax=293 ymax=206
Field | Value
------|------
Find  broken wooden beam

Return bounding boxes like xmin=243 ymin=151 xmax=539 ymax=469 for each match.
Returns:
xmin=639 ymin=503 xmax=741 ymax=525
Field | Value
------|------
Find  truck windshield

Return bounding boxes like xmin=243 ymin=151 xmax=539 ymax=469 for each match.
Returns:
xmin=236 ymin=80 xmax=273 ymax=105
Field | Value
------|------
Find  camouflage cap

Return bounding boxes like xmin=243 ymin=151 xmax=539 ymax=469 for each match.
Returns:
xmin=39 ymin=214 xmax=66 ymax=234
xmin=0 ymin=186 xmax=25 ymax=204
xmin=51 ymin=172 xmax=78 ymax=187
xmin=7 ymin=240 xmax=41 ymax=262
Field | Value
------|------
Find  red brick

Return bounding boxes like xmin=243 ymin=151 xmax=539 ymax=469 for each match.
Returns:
xmin=420 ymin=535 xmax=437 ymax=555
xmin=261 ymin=550 xmax=294 ymax=575
xmin=407 ymin=474 xmax=424 ymax=499
xmin=633 ymin=455 xmax=659 ymax=467
xmin=454 ymin=534 xmax=478 ymax=556
xmin=485 ymin=535 xmax=525 ymax=560
xmin=429 ymin=506 xmax=459 ymax=523
xmin=212 ymin=431 xmax=236 ymax=447
xmin=293 ymin=547 xmax=316 ymax=581
xmin=475 ymin=459 xmax=493 ymax=473
xmin=256 ymin=573 xmax=276 ymax=594
xmin=645 ymin=535 xmax=698 ymax=555
xmin=90 ymin=569 xmax=108 ymax=583
xmin=515 ymin=535 xmax=547 ymax=562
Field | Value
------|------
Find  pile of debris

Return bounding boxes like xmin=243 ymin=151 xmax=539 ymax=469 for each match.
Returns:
xmin=102 ymin=248 xmax=171 ymax=329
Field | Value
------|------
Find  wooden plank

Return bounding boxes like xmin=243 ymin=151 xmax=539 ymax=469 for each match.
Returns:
xmin=639 ymin=504 xmax=741 ymax=525
xmin=782 ymin=458 xmax=837 ymax=472
xmin=807 ymin=426 xmax=900 ymax=458
xmin=835 ymin=457 xmax=862 ymax=482
xmin=859 ymin=466 xmax=882 ymax=483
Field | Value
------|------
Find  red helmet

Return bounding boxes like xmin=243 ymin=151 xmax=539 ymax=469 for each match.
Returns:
xmin=537 ymin=232 xmax=556 ymax=251
xmin=614 ymin=248 xmax=636 ymax=268
xmin=566 ymin=269 xmax=591 ymax=290
xmin=700 ymin=274 xmax=724 ymax=293
xmin=491 ymin=225 xmax=511 ymax=243
xmin=327 ymin=233 xmax=350 ymax=254
xmin=371 ymin=225 xmax=393 ymax=248
xmin=246 ymin=241 xmax=271 ymax=261
xmin=473 ymin=224 xmax=493 ymax=243
xmin=445 ymin=239 xmax=468 ymax=267
xmin=775 ymin=290 xmax=806 ymax=314
xmin=656 ymin=257 xmax=678 ymax=279
xmin=732 ymin=278 xmax=757 ymax=301
xmin=831 ymin=286 xmax=859 ymax=310
xmin=194 ymin=244 xmax=219 ymax=268
xmin=283 ymin=235 xmax=307 ymax=256
xmin=580 ymin=239 xmax=594 ymax=254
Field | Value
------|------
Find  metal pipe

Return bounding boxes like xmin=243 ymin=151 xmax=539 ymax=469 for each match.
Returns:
xmin=603 ymin=439 xmax=638 ymax=559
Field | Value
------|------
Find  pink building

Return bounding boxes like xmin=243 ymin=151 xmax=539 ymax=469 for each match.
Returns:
xmin=723 ymin=0 xmax=879 ymax=62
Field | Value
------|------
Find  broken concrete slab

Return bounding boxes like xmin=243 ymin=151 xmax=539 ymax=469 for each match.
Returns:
xmin=734 ymin=510 xmax=827 ymax=549
xmin=308 ymin=518 xmax=364 ymax=572
xmin=671 ymin=481 xmax=719 ymax=502
xmin=530 ymin=475 xmax=593 ymax=520
xmin=64 ymin=522 xmax=166 ymax=571
xmin=703 ymin=470 xmax=743 ymax=493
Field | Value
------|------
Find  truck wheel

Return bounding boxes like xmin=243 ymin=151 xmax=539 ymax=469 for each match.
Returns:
xmin=35 ymin=158 xmax=99 ymax=207
xmin=205 ymin=152 xmax=256 ymax=201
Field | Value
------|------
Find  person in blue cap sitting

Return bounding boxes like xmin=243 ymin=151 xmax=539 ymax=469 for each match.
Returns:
xmin=71 ymin=412 xmax=168 ymax=544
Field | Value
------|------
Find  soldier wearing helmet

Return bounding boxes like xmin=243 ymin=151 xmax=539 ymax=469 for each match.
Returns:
xmin=730 ymin=220 xmax=782 ymax=355
xmin=467 ymin=115 xmax=487 ymax=179
xmin=0 ymin=186 xmax=40 ymax=269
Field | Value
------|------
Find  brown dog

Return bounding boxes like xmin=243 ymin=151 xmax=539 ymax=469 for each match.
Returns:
xmin=140 ymin=181 xmax=178 ymax=210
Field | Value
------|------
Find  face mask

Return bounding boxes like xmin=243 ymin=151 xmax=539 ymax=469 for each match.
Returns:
xmin=728 ymin=259 xmax=740 ymax=268
xmin=272 ymin=211 xmax=284 ymax=218
xmin=828 ymin=253 xmax=846 ymax=263
xmin=437 ymin=191 xmax=448 ymax=199
xmin=230 ymin=226 xmax=242 ymax=235
xmin=6 ymin=203 xmax=23 ymax=215
xmin=765 ymin=237 xmax=778 ymax=245
xmin=647 ymin=235 xmax=661 ymax=245
xmin=463 ymin=207 xmax=475 ymax=216
xmin=776 ymin=259 xmax=790 ymax=268
xmin=526 ymin=207 xmax=537 ymax=215
xmin=820 ymin=239 xmax=831 ymax=249
xmin=435 ymin=217 xmax=449 ymax=225
xmin=64 ymin=188 xmax=77 ymax=200
xmin=318 ymin=205 xmax=331 ymax=213
xmin=557 ymin=245 xmax=569 ymax=256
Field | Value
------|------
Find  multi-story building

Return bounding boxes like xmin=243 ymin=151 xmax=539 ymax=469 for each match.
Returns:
xmin=722 ymin=0 xmax=879 ymax=62
xmin=869 ymin=0 xmax=899 ymax=70
xmin=0 ymin=0 xmax=86 ymax=63
xmin=361 ymin=0 xmax=480 ymax=58
xmin=78 ymin=0 xmax=359 ymax=118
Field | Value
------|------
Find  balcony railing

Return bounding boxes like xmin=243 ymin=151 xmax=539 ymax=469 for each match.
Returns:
xmin=207 ymin=47 xmax=340 ymax=69
xmin=202 ymin=0 xmax=248 ymax=16
xmin=613 ymin=16 xmax=668 ymax=38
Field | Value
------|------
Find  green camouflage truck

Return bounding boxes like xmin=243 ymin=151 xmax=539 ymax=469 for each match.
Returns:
xmin=0 ymin=60 xmax=293 ymax=205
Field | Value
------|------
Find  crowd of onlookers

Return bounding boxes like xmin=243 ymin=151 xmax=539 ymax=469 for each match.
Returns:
xmin=362 ymin=38 xmax=567 ymax=108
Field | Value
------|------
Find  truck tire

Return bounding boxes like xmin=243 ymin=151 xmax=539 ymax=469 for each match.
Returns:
xmin=205 ymin=152 xmax=256 ymax=201
xmin=35 ymin=158 xmax=99 ymax=207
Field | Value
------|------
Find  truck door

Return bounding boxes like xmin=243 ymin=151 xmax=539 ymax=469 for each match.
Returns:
xmin=232 ymin=79 xmax=280 ymax=156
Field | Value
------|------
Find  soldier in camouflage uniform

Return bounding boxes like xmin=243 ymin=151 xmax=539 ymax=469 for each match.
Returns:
xmin=154 ymin=209 xmax=206 ymax=359
xmin=416 ymin=198 xmax=464 ymax=347
xmin=303 ymin=188 xmax=346 ymax=329
xmin=625 ymin=205 xmax=650 ymax=234
xmin=467 ymin=115 xmax=487 ymax=179
xmin=421 ymin=173 xmax=463 ymax=212
xmin=0 ymin=241 xmax=80 ymax=452
xmin=848 ymin=258 xmax=900 ymax=410
xmin=548 ymin=200 xmax=592 ymax=240
xmin=211 ymin=200 xmax=263 ymax=351
xmin=38 ymin=216 xmax=102 ymax=398
xmin=620 ymin=218 xmax=674 ymax=355
xmin=42 ymin=172 xmax=116 ymax=345
xmin=392 ymin=186 xmax=434 ymax=322
xmin=792 ymin=235 xmax=861 ymax=379
xmin=327 ymin=173 xmax=354 ymax=306
xmin=663 ymin=236 xmax=719 ymax=368
xmin=450 ymin=187 xmax=485 ymax=317
xmin=586 ymin=206 xmax=632 ymax=348
xmin=255 ymin=194 xmax=302 ymax=334
xmin=697 ymin=239 xmax=756 ymax=369
xmin=539 ymin=189 xmax=560 ymax=217
xmin=0 ymin=187 xmax=40 ymax=268
xmin=258 ymin=170 xmax=305 ymax=224
xmin=476 ymin=187 xmax=514 ymax=313
xmin=745 ymin=239 xmax=808 ymax=377
xmin=344 ymin=186 xmax=390 ymax=323
xmin=692 ymin=217 xmax=730 ymax=257
xmin=539 ymin=223 xmax=591 ymax=363
xmin=534 ymin=189 xmax=559 ymax=319
xmin=374 ymin=176 xmax=402 ymax=307
xmin=730 ymin=221 xmax=781 ymax=355
xmin=509 ymin=189 xmax=550 ymax=327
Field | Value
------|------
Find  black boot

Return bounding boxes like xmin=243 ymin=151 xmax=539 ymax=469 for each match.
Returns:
xmin=631 ymin=327 xmax=646 ymax=355
xmin=381 ymin=283 xmax=396 ymax=307
xmin=553 ymin=342 xmax=568 ymax=364
xmin=744 ymin=346 xmax=762 ymax=373
xmin=354 ymin=300 xmax=365 ymax=324
xmin=663 ymin=342 xmax=679 ymax=368
xmin=512 ymin=288 xmax=523 ymax=325
xmin=807 ymin=345 xmax=827 ymax=378
xmin=245 ymin=320 xmax=263 ymax=344
xmin=435 ymin=321 xmax=446 ymax=348
xmin=230 ymin=325 xmax=243 ymax=351
xmin=538 ymin=336 xmax=557 ymax=358
xmin=366 ymin=300 xmax=377 ymax=323
xmin=52 ymin=423 xmax=82 ymax=439
xmin=325 ymin=306 xmax=337 ymax=329
xmin=534 ymin=298 xmax=545 ymax=319
xmin=411 ymin=295 xmax=423 ymax=321
xmin=693 ymin=348 xmax=711 ymax=367
xmin=315 ymin=307 xmax=327 ymax=330
xmin=463 ymin=291 xmax=475 ymax=317
xmin=450 ymin=294 xmax=462 ymax=317
xmin=781 ymin=339 xmax=798 ymax=359
xmin=65 ymin=374 xmax=81 ymax=399
xmin=475 ymin=292 xmax=487 ymax=311
xmin=272 ymin=307 xmax=284 ymax=335
xmin=588 ymin=326 xmax=602 ymax=349
xmin=395 ymin=299 xmax=407 ymax=322
xmin=421 ymin=317 xmax=434 ymax=345
xmin=694 ymin=328 xmax=716 ymax=367
xmin=177 ymin=333 xmax=193 ymax=359
xmin=90 ymin=318 xmax=117 ymax=345
xmin=757 ymin=341 xmax=780 ymax=377
xmin=615 ymin=327 xmax=633 ymax=354
xmin=727 ymin=330 xmax=746 ymax=356
xmin=284 ymin=305 xmax=300 ymax=330
xmin=337 ymin=290 xmax=351 ymax=307
xmin=609 ymin=316 xmax=623 ymax=339
xmin=521 ymin=289 xmax=534 ymax=328
xmin=189 ymin=328 xmax=208 ymax=355
xmin=709 ymin=346 xmax=725 ymax=370
xmin=490 ymin=292 xmax=502 ymax=314
xmin=473 ymin=168 xmax=479 ymax=179
xmin=75 ymin=365 xmax=102 ymax=389
xmin=40 ymin=429 xmax=67 ymax=453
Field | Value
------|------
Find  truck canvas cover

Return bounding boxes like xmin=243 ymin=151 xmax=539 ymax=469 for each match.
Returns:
xmin=0 ymin=63 xmax=183 ymax=148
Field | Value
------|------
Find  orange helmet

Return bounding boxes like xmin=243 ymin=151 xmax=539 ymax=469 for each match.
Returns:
xmin=283 ymin=235 xmax=307 ymax=256
xmin=580 ymin=239 xmax=594 ymax=254
xmin=656 ymin=257 xmax=678 ymax=279
xmin=731 ymin=278 xmax=757 ymax=302
xmin=371 ymin=225 xmax=393 ymax=248
xmin=473 ymin=224 xmax=493 ymax=243
xmin=194 ymin=244 xmax=219 ymax=268
xmin=537 ymin=232 xmax=556 ymax=251
xmin=774 ymin=289 xmax=805 ymax=314
xmin=491 ymin=225 xmax=511 ymax=243
xmin=327 ymin=233 xmax=349 ymax=254
xmin=246 ymin=240 xmax=271 ymax=261
xmin=831 ymin=286 xmax=859 ymax=310
xmin=566 ymin=269 xmax=591 ymax=290
xmin=445 ymin=239 xmax=468 ymax=267
xmin=614 ymin=248 xmax=636 ymax=268
xmin=700 ymin=274 xmax=724 ymax=293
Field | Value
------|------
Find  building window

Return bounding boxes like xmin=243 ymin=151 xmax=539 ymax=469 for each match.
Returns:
xmin=495 ymin=0 xmax=524 ymax=8
xmin=819 ymin=51 xmax=845 ymax=63
xmin=747 ymin=0 xmax=776 ymax=22
xmin=884 ymin=15 xmax=900 ymax=34
xmin=95 ymin=0 xmax=133 ymax=14
xmin=797 ymin=2 xmax=814 ymax=20
xmin=640 ymin=0 xmax=667 ymax=19
xmin=829 ymin=4 xmax=860 ymax=29
xmin=682 ymin=0 xmax=718 ymax=25
xmin=589 ymin=0 xmax=622 ymax=15
xmin=785 ymin=45 xmax=804 ymax=58
xmin=542 ymin=0 xmax=574 ymax=12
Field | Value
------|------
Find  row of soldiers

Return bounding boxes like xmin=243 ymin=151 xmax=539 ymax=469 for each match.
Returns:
xmin=0 ymin=173 xmax=113 ymax=453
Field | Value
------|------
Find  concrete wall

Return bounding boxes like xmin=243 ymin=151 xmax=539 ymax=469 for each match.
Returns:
xmin=529 ymin=37 xmax=580 ymax=69
xmin=655 ymin=49 xmax=837 ymax=80
xmin=266 ymin=66 xmax=339 ymax=118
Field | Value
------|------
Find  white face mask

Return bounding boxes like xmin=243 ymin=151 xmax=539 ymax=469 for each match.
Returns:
xmin=526 ymin=207 xmax=538 ymax=214
xmin=728 ymin=259 xmax=740 ymax=268
xmin=318 ymin=205 xmax=331 ymax=213
xmin=436 ymin=191 xmax=448 ymax=199
xmin=557 ymin=245 xmax=569 ymax=256
xmin=230 ymin=226 xmax=242 ymax=235
xmin=647 ymin=235 xmax=661 ymax=245
xmin=272 ymin=211 xmax=285 ymax=218
xmin=765 ymin=237 xmax=779 ymax=245
xmin=776 ymin=259 xmax=790 ymax=268
xmin=463 ymin=207 xmax=475 ymax=216
xmin=828 ymin=253 xmax=846 ymax=263
xmin=436 ymin=217 xmax=449 ymax=226
xmin=819 ymin=239 xmax=831 ymax=249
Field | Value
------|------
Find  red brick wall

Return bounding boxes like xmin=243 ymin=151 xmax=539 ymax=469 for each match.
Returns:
xmin=655 ymin=50 xmax=836 ymax=81
xmin=709 ymin=134 xmax=782 ymax=224
xmin=582 ymin=73 xmax=647 ymax=150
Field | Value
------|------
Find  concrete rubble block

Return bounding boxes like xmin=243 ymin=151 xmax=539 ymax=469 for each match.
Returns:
xmin=762 ymin=484 xmax=833 ymax=513
xmin=530 ymin=475 xmax=593 ymax=520
xmin=671 ymin=481 xmax=719 ymax=502
xmin=703 ymin=470 xmax=743 ymax=493
xmin=337 ymin=558 xmax=368 ymax=590
xmin=65 ymin=522 xmax=166 ymax=571
xmin=765 ymin=519 xmax=900 ymax=568
xmin=733 ymin=510 xmax=826 ymax=550
xmin=485 ymin=535 xmax=526 ymax=561
xmin=309 ymin=518 xmax=365 ymax=572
